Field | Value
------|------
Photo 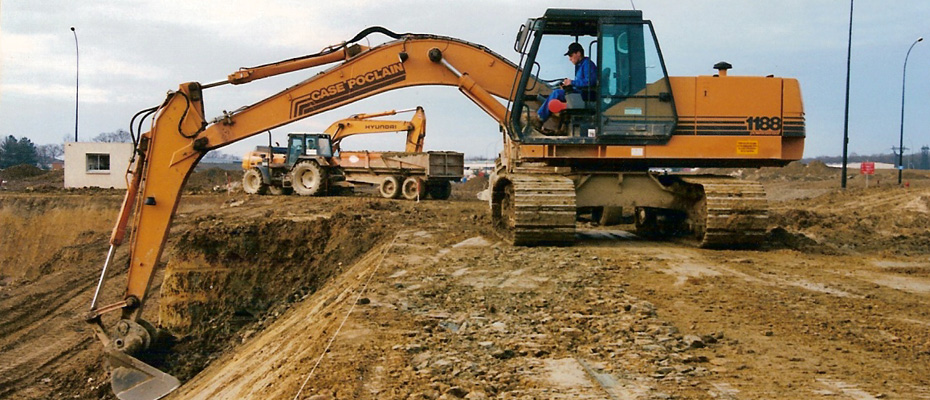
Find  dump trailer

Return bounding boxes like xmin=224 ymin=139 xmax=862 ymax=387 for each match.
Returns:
xmin=337 ymin=150 xmax=463 ymax=199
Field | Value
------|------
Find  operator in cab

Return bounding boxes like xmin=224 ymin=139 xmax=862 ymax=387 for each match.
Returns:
xmin=533 ymin=42 xmax=597 ymax=129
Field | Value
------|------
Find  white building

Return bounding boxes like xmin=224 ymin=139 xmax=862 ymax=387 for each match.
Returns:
xmin=64 ymin=142 xmax=134 ymax=189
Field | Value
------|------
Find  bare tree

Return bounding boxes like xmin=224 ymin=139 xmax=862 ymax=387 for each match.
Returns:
xmin=37 ymin=144 xmax=64 ymax=169
xmin=92 ymin=129 xmax=133 ymax=143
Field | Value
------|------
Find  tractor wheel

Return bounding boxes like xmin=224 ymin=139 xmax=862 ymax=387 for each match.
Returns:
xmin=242 ymin=168 xmax=268 ymax=195
xmin=401 ymin=177 xmax=426 ymax=200
xmin=379 ymin=176 xmax=402 ymax=199
xmin=291 ymin=161 xmax=326 ymax=196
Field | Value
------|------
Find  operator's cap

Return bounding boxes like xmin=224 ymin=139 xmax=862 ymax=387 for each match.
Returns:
xmin=564 ymin=42 xmax=583 ymax=56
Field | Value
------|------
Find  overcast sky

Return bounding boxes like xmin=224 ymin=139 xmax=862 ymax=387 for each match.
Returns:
xmin=2 ymin=0 xmax=930 ymax=159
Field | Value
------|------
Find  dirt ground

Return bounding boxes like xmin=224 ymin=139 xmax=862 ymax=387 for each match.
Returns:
xmin=1 ymin=163 xmax=930 ymax=399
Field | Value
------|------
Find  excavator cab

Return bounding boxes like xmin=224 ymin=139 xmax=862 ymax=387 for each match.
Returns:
xmin=511 ymin=9 xmax=677 ymax=144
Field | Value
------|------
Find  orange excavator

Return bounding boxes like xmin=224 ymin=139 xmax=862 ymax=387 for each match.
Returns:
xmin=88 ymin=9 xmax=803 ymax=399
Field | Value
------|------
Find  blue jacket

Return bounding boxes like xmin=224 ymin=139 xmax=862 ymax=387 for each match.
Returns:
xmin=573 ymin=57 xmax=597 ymax=87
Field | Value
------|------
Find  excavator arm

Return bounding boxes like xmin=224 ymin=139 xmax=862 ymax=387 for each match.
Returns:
xmin=325 ymin=106 xmax=427 ymax=153
xmin=108 ymin=34 xmax=524 ymax=317
xmin=90 ymin=30 xmax=531 ymax=400
xmin=242 ymin=107 xmax=428 ymax=170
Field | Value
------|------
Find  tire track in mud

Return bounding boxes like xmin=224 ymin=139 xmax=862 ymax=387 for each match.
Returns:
xmin=0 ymin=246 xmax=133 ymax=399
xmin=172 ymin=221 xmax=751 ymax=399
xmin=604 ymin=243 xmax=930 ymax=399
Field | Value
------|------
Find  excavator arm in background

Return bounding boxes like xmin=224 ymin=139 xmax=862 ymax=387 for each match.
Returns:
xmin=325 ymin=106 xmax=427 ymax=153
xmin=88 ymin=30 xmax=530 ymax=400
xmin=241 ymin=106 xmax=428 ymax=170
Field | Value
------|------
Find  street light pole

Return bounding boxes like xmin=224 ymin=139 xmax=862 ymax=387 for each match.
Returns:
xmin=70 ymin=27 xmax=79 ymax=143
xmin=840 ymin=0 xmax=854 ymax=189
xmin=898 ymin=36 xmax=922 ymax=185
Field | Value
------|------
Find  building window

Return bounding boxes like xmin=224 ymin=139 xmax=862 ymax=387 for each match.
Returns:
xmin=87 ymin=153 xmax=111 ymax=172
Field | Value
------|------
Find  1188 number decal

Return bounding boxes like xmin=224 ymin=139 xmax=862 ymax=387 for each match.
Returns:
xmin=745 ymin=116 xmax=782 ymax=131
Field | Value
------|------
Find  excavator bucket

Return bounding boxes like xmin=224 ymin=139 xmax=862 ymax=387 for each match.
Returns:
xmin=107 ymin=349 xmax=180 ymax=400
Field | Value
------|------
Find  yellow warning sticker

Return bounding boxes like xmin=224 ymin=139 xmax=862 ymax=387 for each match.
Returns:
xmin=736 ymin=140 xmax=759 ymax=155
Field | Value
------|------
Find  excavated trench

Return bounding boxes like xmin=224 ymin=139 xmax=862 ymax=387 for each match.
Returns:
xmin=155 ymin=210 xmax=388 ymax=382
xmin=0 ymin=193 xmax=390 ymax=398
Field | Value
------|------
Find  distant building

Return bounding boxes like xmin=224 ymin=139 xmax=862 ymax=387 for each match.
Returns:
xmin=64 ymin=142 xmax=133 ymax=188
xmin=463 ymin=161 xmax=495 ymax=178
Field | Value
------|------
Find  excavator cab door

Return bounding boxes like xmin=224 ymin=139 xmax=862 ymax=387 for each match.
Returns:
xmin=510 ymin=9 xmax=677 ymax=144
xmin=596 ymin=23 xmax=676 ymax=140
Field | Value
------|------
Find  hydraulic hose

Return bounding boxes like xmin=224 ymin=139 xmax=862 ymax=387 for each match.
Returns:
xmin=129 ymin=106 xmax=158 ymax=148
xmin=244 ymin=26 xmax=417 ymax=71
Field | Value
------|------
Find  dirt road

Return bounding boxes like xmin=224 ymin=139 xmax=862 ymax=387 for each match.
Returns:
xmin=169 ymin=196 xmax=930 ymax=399
xmin=1 ymin=167 xmax=929 ymax=399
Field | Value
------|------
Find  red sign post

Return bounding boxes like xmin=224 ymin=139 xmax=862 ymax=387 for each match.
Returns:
xmin=860 ymin=162 xmax=875 ymax=187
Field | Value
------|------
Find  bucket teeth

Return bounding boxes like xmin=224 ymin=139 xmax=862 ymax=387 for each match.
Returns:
xmin=107 ymin=349 xmax=180 ymax=400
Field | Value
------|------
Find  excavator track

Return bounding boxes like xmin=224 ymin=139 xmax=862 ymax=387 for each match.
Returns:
xmin=681 ymin=176 xmax=768 ymax=248
xmin=496 ymin=174 xmax=576 ymax=246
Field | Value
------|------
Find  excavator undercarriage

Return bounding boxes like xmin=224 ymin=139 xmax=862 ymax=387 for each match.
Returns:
xmin=490 ymin=170 xmax=769 ymax=248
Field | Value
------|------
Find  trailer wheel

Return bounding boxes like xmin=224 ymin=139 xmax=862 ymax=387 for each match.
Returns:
xmin=379 ymin=176 xmax=402 ymax=199
xmin=427 ymin=180 xmax=452 ymax=200
xmin=242 ymin=168 xmax=268 ymax=195
xmin=402 ymin=177 xmax=426 ymax=200
xmin=292 ymin=161 xmax=326 ymax=196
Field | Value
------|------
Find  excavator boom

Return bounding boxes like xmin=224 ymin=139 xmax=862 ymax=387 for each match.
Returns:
xmin=111 ymin=34 xmax=522 ymax=312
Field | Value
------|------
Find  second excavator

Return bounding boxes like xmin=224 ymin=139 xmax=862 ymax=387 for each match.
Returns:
xmin=87 ymin=8 xmax=804 ymax=399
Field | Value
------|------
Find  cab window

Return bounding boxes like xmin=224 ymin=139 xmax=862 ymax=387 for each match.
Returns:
xmin=598 ymin=23 xmax=675 ymax=138
xmin=288 ymin=136 xmax=304 ymax=162
xmin=533 ymin=34 xmax=598 ymax=85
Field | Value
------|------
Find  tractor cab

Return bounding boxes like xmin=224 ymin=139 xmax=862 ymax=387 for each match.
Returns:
xmin=285 ymin=133 xmax=334 ymax=167
xmin=511 ymin=9 xmax=677 ymax=144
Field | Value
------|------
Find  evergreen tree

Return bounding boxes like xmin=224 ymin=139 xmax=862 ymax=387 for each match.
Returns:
xmin=0 ymin=135 xmax=40 ymax=168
